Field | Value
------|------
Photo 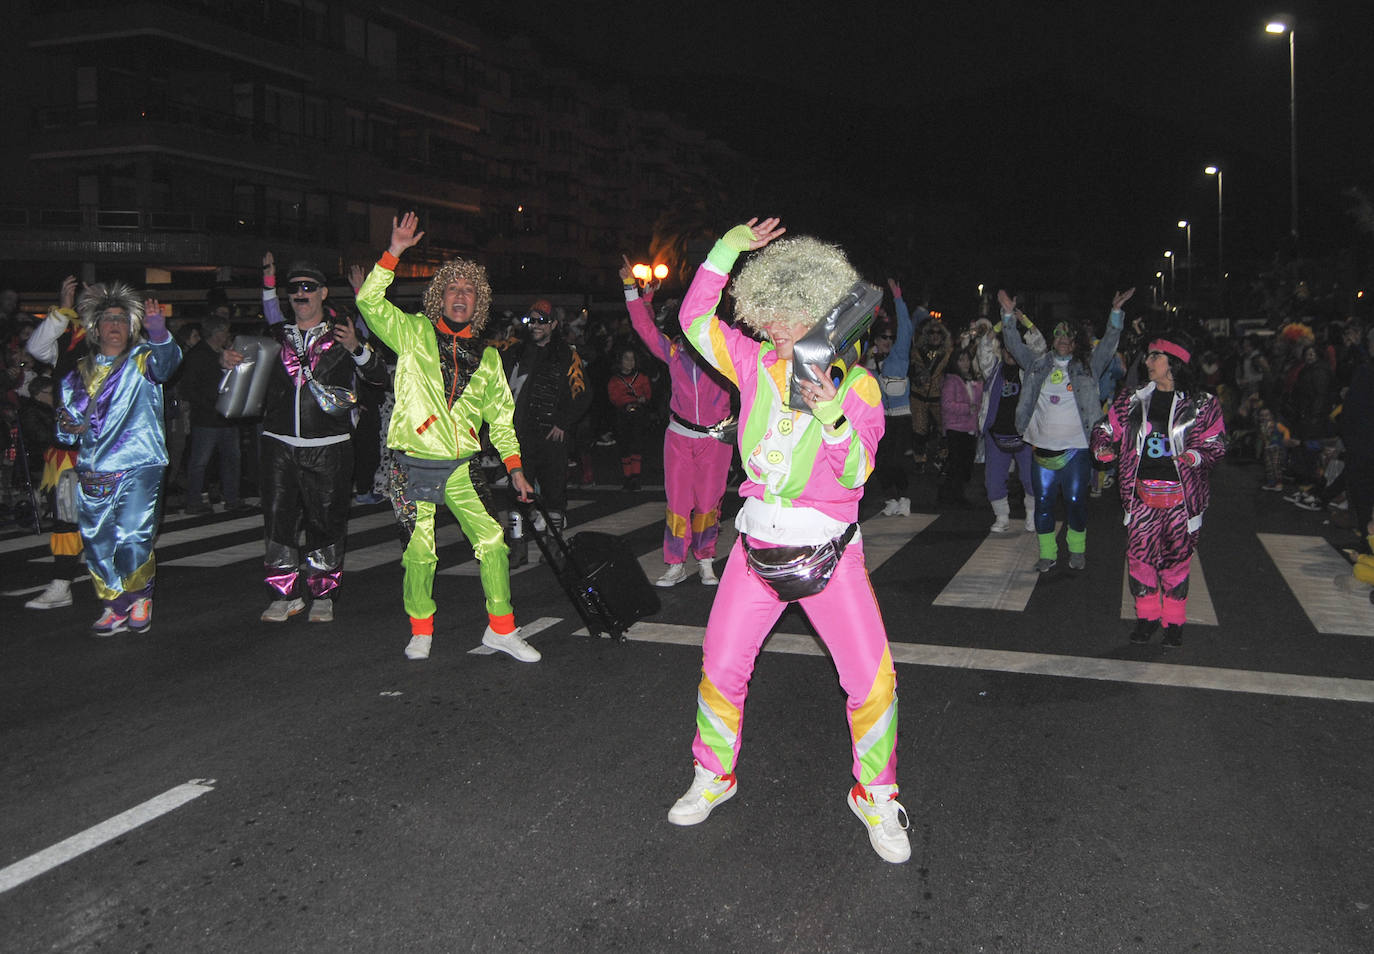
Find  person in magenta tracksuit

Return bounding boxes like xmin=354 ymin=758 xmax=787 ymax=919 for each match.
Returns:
xmin=619 ymin=255 xmax=734 ymax=587
xmin=663 ymin=217 xmax=909 ymax=866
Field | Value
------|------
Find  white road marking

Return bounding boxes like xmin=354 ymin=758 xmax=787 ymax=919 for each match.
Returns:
xmin=441 ymin=501 xmax=662 ymax=577
xmin=3 ymin=574 xmax=90 ymax=597
xmin=613 ymin=621 xmax=1374 ymax=704
xmin=1258 ymin=533 xmax=1374 ymax=637
xmin=0 ymin=779 xmax=216 ymax=894
xmin=934 ymin=526 xmax=1042 ymax=611
xmin=466 ymin=615 xmax=561 ymax=655
xmin=1117 ymin=556 xmax=1219 ymax=625
xmin=162 ymin=511 xmax=400 ymax=568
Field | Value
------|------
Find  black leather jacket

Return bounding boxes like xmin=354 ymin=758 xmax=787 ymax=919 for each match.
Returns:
xmin=261 ymin=321 xmax=388 ymax=439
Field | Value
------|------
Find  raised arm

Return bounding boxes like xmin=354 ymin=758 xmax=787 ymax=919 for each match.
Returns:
xmin=354 ymin=212 xmax=427 ymax=351
xmin=621 ymin=253 xmax=673 ymax=363
xmin=1089 ymin=287 xmax=1133 ymax=380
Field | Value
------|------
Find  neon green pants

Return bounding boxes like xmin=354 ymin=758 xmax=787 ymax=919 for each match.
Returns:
xmin=399 ymin=462 xmax=511 ymax=622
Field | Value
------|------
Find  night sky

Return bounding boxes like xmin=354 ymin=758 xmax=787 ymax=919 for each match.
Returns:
xmin=466 ymin=0 xmax=1374 ymax=307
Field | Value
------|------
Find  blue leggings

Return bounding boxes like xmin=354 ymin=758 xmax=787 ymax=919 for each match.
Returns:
xmin=1032 ymin=447 xmax=1091 ymax=535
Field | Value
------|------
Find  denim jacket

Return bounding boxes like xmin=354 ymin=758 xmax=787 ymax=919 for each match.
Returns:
xmin=1003 ymin=308 xmax=1124 ymax=444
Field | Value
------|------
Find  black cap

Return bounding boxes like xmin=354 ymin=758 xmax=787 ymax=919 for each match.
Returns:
xmin=285 ymin=261 xmax=328 ymax=285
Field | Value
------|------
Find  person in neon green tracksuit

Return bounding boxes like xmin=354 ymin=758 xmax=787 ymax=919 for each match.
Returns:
xmin=355 ymin=212 xmax=539 ymax=663
xmin=664 ymin=217 xmax=910 ymax=864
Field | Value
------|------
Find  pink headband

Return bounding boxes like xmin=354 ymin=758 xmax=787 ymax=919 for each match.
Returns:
xmin=1149 ymin=339 xmax=1191 ymax=363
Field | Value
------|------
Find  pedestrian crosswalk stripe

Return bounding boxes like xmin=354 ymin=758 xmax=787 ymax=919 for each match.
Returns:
xmin=933 ymin=527 xmax=1042 ymax=612
xmin=162 ymin=511 xmax=399 ymax=569
xmin=1257 ymin=533 xmax=1374 ymax=637
xmin=1116 ymin=557 xmax=1218 ymax=626
xmin=859 ymin=513 xmax=939 ymax=571
xmin=614 ymin=621 xmax=1374 ymax=704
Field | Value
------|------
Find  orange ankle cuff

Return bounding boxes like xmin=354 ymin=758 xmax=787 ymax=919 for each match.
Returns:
xmin=410 ymin=616 xmax=434 ymax=636
xmin=488 ymin=613 xmax=516 ymax=635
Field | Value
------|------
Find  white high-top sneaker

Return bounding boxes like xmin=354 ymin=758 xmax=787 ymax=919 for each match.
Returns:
xmin=894 ymin=497 xmax=911 ymax=516
xmin=989 ymin=498 xmax=1011 ymax=532
xmin=25 ymin=578 xmax=73 ymax=609
xmin=1023 ymin=494 xmax=1037 ymax=533
xmin=881 ymin=499 xmax=899 ymax=516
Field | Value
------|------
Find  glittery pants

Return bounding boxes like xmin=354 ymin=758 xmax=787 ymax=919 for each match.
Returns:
xmin=1032 ymin=447 xmax=1091 ymax=534
xmin=690 ymin=536 xmax=898 ymax=786
xmin=261 ymin=438 xmax=352 ymax=600
xmin=1127 ymin=499 xmax=1197 ymax=626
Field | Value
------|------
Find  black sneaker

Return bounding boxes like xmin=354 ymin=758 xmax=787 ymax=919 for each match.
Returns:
xmin=1129 ymin=618 xmax=1159 ymax=643
xmin=1161 ymin=625 xmax=1184 ymax=647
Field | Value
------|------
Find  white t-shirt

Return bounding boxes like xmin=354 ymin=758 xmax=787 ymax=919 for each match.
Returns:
xmin=1023 ymin=356 xmax=1087 ymax=449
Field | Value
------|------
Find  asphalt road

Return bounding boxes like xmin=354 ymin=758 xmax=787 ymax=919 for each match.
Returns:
xmin=2 ymin=458 xmax=1372 ymax=953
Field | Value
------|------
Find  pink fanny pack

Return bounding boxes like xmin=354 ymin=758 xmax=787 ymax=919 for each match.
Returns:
xmin=1136 ymin=479 xmax=1184 ymax=509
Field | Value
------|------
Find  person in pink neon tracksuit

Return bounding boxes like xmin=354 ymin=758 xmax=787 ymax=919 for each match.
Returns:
xmin=664 ymin=218 xmax=910 ymax=864
xmin=619 ymin=255 xmax=734 ymax=587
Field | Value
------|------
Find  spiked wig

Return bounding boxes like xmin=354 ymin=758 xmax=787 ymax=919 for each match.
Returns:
xmin=421 ymin=258 xmax=493 ymax=334
xmin=77 ymin=281 xmax=143 ymax=340
xmin=729 ymin=236 xmax=859 ymax=335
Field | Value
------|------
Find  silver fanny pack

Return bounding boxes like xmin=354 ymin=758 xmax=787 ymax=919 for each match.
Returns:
xmin=741 ymin=524 xmax=857 ymax=602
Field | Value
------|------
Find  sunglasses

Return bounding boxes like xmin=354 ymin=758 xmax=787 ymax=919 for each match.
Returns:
xmin=1146 ymin=350 xmax=1167 ymax=360
xmin=286 ymin=281 xmax=321 ymax=294
xmin=522 ymin=313 xmax=553 ymax=325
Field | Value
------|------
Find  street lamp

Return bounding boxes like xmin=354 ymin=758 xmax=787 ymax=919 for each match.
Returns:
xmin=1266 ymin=18 xmax=1298 ymax=243
xmin=1177 ymin=220 xmax=1193 ymax=304
xmin=1205 ymin=165 xmax=1224 ymax=311
xmin=1164 ymin=251 xmax=1175 ymax=302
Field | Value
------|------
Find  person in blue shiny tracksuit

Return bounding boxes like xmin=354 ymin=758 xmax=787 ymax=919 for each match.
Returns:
xmin=57 ymin=282 xmax=181 ymax=637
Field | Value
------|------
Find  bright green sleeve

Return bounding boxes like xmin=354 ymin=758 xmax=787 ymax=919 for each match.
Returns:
xmin=355 ymin=263 xmax=422 ymax=354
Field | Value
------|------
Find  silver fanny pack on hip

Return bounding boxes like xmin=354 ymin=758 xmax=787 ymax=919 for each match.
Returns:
xmin=741 ymin=523 xmax=858 ymax=602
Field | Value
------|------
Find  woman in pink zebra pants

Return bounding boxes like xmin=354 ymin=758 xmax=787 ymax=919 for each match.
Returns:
xmin=1092 ymin=331 xmax=1226 ymax=647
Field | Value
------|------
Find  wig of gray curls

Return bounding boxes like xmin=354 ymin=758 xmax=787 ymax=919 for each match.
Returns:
xmin=77 ymin=281 xmax=144 ymax=340
xmin=421 ymin=259 xmax=492 ymax=333
xmin=729 ymin=236 xmax=859 ymax=335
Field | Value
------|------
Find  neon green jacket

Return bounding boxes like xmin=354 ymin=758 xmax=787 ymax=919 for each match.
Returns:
xmin=355 ymin=263 xmax=520 ymax=464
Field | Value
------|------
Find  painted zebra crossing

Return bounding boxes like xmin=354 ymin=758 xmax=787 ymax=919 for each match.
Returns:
xmin=27 ymin=498 xmax=1374 ymax=638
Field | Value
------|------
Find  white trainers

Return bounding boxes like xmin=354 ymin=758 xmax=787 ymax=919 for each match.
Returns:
xmin=698 ymin=560 xmax=719 ymax=585
xmin=261 ymin=597 xmax=306 ymax=622
xmin=308 ymin=598 xmax=334 ymax=623
xmin=990 ymin=515 xmax=1010 ymax=532
xmin=667 ymin=760 xmax=737 ymax=826
xmin=894 ymin=497 xmax=911 ymax=516
xmin=404 ymin=634 xmax=432 ymax=659
xmin=25 ymin=579 xmax=73 ymax=609
xmin=881 ymin=498 xmax=899 ymax=516
xmin=482 ymin=625 xmax=540 ymax=662
xmin=847 ymin=782 xmax=911 ymax=864
xmin=656 ymin=563 xmax=689 ymax=587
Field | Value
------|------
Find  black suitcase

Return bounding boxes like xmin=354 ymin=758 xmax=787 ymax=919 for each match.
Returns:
xmin=521 ymin=496 xmax=660 ymax=640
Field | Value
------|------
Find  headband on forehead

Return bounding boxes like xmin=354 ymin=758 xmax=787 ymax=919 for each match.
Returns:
xmin=1149 ymin=338 xmax=1192 ymax=364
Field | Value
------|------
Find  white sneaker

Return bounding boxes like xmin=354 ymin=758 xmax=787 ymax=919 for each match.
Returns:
xmin=308 ymin=598 xmax=334 ymax=623
xmin=404 ymin=634 xmax=432 ymax=659
xmin=25 ymin=579 xmax=73 ymax=609
xmin=667 ymin=760 xmax=737 ymax=826
xmin=881 ymin=498 xmax=899 ymax=516
xmin=261 ymin=597 xmax=306 ymax=622
xmin=894 ymin=497 xmax=911 ymax=516
xmin=1024 ymin=514 xmax=1037 ymax=533
xmin=482 ymin=625 xmax=540 ymax=662
xmin=656 ymin=563 xmax=689 ymax=587
xmin=847 ymin=782 xmax=911 ymax=864
xmin=990 ymin=516 xmax=1010 ymax=532
xmin=698 ymin=560 xmax=719 ymax=586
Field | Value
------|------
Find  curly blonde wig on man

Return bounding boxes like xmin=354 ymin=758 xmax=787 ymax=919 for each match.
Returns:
xmin=77 ymin=281 xmax=143 ymax=341
xmin=729 ymin=236 xmax=858 ymax=335
xmin=421 ymin=258 xmax=492 ymax=333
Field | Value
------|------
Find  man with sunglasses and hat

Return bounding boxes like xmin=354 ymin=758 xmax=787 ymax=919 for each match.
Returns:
xmin=224 ymin=256 xmax=388 ymax=625
xmin=499 ymin=298 xmax=590 ymax=566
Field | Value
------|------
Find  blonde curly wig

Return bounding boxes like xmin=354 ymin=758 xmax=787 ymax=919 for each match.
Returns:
xmin=729 ymin=236 xmax=859 ymax=335
xmin=421 ymin=259 xmax=492 ymax=333
xmin=77 ymin=281 xmax=143 ymax=341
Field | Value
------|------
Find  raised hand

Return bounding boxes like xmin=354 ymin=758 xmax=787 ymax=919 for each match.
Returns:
xmin=997 ymin=289 xmax=1016 ymax=315
xmin=1112 ymin=287 xmax=1136 ymax=310
xmin=59 ymin=275 xmax=78 ymax=310
xmin=347 ymin=264 xmax=365 ymax=293
xmin=389 ymin=212 xmax=425 ymax=257
xmin=887 ymin=277 xmax=902 ymax=300
xmin=142 ymin=298 xmax=169 ymax=341
xmin=619 ymin=254 xmax=635 ymax=284
xmin=333 ymin=314 xmax=360 ymax=353
xmin=262 ymin=250 xmax=275 ymax=284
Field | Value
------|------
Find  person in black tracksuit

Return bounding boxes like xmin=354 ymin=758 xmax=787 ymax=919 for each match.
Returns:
xmin=501 ymin=299 xmax=590 ymax=564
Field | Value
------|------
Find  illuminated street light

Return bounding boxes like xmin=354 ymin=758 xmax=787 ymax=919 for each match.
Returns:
xmin=1266 ymin=18 xmax=1298 ymax=243
xmin=1205 ymin=165 xmax=1225 ymax=312
xmin=653 ymin=264 xmax=668 ymax=280
xmin=1177 ymin=220 xmax=1193 ymax=304
xmin=1164 ymin=251 xmax=1175 ymax=301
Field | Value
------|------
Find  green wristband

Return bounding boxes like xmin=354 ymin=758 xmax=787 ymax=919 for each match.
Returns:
xmin=813 ymin=396 xmax=844 ymax=426
xmin=706 ymin=239 xmax=741 ymax=274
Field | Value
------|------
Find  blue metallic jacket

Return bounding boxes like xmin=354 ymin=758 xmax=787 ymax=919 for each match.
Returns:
xmin=58 ymin=338 xmax=182 ymax=472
